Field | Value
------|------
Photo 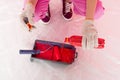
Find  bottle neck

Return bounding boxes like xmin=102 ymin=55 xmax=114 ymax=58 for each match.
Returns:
xmin=65 ymin=38 xmax=69 ymax=42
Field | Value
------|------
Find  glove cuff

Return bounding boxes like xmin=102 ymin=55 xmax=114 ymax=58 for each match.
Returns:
xmin=84 ymin=20 xmax=94 ymax=25
xmin=82 ymin=20 xmax=97 ymax=33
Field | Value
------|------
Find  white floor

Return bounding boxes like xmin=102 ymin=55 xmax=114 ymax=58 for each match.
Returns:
xmin=0 ymin=0 xmax=120 ymax=80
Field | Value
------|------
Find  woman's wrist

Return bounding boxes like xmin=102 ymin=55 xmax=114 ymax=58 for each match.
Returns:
xmin=83 ymin=19 xmax=95 ymax=28
xmin=85 ymin=18 xmax=94 ymax=21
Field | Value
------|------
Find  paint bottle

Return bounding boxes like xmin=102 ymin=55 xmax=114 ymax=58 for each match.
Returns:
xmin=64 ymin=35 xmax=105 ymax=49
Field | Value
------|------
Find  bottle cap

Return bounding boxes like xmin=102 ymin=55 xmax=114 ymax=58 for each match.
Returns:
xmin=27 ymin=23 xmax=32 ymax=31
xmin=64 ymin=38 xmax=69 ymax=42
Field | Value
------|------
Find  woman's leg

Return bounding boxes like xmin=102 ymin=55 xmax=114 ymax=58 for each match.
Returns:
xmin=65 ymin=0 xmax=71 ymax=2
xmin=72 ymin=0 xmax=104 ymax=19
xmin=33 ymin=0 xmax=50 ymax=23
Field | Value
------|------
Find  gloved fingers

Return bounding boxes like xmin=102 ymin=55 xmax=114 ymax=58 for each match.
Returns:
xmin=19 ymin=12 xmax=27 ymax=25
xmin=25 ymin=3 xmax=35 ymax=24
xmin=82 ymin=36 xmax=87 ymax=50
xmin=94 ymin=34 xmax=98 ymax=48
xmin=86 ymin=36 xmax=90 ymax=49
xmin=27 ymin=13 xmax=34 ymax=24
xmin=86 ymin=35 xmax=94 ymax=50
xmin=90 ymin=35 xmax=95 ymax=49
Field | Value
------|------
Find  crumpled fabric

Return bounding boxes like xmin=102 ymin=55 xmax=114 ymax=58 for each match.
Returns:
xmin=72 ymin=0 xmax=105 ymax=19
xmin=33 ymin=0 xmax=50 ymax=22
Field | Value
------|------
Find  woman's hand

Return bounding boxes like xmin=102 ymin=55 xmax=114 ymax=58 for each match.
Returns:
xmin=82 ymin=20 xmax=98 ymax=50
xmin=20 ymin=2 xmax=35 ymax=25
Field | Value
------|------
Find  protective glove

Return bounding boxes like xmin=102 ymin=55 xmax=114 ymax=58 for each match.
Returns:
xmin=81 ymin=20 xmax=98 ymax=50
xmin=20 ymin=2 xmax=35 ymax=31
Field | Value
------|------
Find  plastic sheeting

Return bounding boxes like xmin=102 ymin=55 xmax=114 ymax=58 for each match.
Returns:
xmin=0 ymin=0 xmax=120 ymax=80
